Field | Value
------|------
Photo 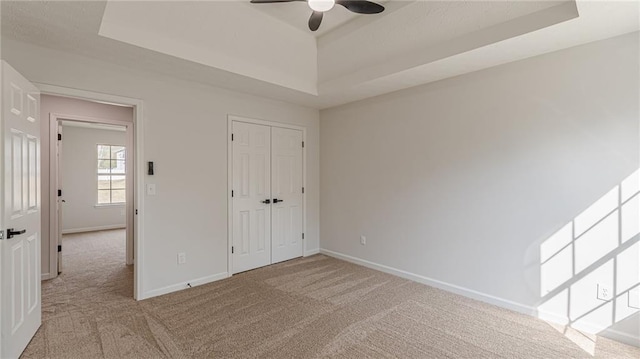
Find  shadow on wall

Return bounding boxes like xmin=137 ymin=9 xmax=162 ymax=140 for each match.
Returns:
xmin=537 ymin=169 xmax=639 ymax=354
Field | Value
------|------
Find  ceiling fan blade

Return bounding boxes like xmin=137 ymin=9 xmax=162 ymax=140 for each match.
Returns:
xmin=250 ymin=0 xmax=304 ymax=3
xmin=308 ymin=11 xmax=323 ymax=31
xmin=336 ymin=0 xmax=384 ymax=14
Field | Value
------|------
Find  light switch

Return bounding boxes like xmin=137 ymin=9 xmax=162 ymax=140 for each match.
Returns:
xmin=147 ymin=184 xmax=156 ymax=196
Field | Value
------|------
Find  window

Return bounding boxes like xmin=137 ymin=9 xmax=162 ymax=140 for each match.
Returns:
xmin=97 ymin=144 xmax=126 ymax=204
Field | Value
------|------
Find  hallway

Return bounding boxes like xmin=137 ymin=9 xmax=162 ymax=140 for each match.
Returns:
xmin=52 ymin=229 xmax=131 ymax=298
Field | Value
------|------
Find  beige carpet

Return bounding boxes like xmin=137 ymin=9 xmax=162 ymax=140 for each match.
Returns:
xmin=21 ymin=230 xmax=639 ymax=358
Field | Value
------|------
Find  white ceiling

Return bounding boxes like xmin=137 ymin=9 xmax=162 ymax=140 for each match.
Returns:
xmin=1 ymin=1 xmax=639 ymax=109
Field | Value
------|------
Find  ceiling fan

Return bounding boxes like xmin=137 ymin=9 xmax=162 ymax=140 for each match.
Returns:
xmin=250 ymin=0 xmax=385 ymax=32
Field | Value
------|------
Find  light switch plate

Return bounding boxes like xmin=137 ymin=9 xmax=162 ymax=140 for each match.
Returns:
xmin=147 ymin=184 xmax=156 ymax=196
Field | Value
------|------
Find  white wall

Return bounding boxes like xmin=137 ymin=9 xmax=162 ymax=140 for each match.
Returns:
xmin=60 ymin=125 xmax=127 ymax=233
xmin=1 ymin=38 xmax=320 ymax=299
xmin=40 ymin=95 xmax=134 ymax=278
xmin=320 ymin=32 xmax=639 ymax=345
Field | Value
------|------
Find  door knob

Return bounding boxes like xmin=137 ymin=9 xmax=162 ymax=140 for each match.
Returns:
xmin=7 ymin=228 xmax=26 ymax=239
xmin=273 ymin=199 xmax=284 ymax=203
xmin=261 ymin=199 xmax=271 ymax=204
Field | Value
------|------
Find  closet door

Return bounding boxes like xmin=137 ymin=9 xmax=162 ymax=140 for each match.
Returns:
xmin=271 ymin=127 xmax=303 ymax=263
xmin=231 ymin=122 xmax=271 ymax=274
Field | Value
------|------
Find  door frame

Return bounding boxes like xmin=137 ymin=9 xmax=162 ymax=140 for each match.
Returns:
xmin=227 ymin=114 xmax=307 ymax=276
xmin=50 ymin=113 xmax=134 ymax=264
xmin=37 ymin=84 xmax=145 ymax=300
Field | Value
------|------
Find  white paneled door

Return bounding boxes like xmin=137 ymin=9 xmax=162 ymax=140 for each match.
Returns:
xmin=232 ymin=122 xmax=272 ymax=273
xmin=271 ymin=127 xmax=303 ymax=264
xmin=231 ymin=121 xmax=303 ymax=274
xmin=0 ymin=61 xmax=41 ymax=359
xmin=56 ymin=123 xmax=63 ymax=275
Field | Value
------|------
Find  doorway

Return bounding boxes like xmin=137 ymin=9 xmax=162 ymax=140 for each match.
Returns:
xmin=56 ymin=119 xmax=130 ymax=276
xmin=40 ymin=91 xmax=141 ymax=299
xmin=228 ymin=115 xmax=306 ymax=274
xmin=37 ymin=84 xmax=144 ymax=300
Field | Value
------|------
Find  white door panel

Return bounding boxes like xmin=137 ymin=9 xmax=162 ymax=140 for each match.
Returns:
xmin=231 ymin=121 xmax=303 ymax=273
xmin=1 ymin=61 xmax=41 ymax=359
xmin=232 ymin=122 xmax=271 ymax=274
xmin=271 ymin=127 xmax=303 ymax=264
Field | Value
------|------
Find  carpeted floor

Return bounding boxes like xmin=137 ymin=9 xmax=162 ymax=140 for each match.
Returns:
xmin=21 ymin=229 xmax=639 ymax=358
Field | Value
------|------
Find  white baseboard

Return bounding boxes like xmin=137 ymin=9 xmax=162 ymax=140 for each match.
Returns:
xmin=304 ymin=248 xmax=320 ymax=257
xmin=600 ymin=327 xmax=640 ymax=348
xmin=320 ymin=249 xmax=640 ymax=348
xmin=320 ymin=249 xmax=535 ymax=316
xmin=41 ymin=272 xmax=55 ymax=281
xmin=62 ymin=224 xmax=125 ymax=234
xmin=140 ymin=272 xmax=229 ymax=300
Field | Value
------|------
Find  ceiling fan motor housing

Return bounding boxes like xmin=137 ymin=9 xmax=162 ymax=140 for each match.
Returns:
xmin=250 ymin=0 xmax=385 ymax=31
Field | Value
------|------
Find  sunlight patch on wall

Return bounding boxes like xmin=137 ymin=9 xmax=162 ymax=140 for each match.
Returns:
xmin=537 ymin=169 xmax=640 ymax=354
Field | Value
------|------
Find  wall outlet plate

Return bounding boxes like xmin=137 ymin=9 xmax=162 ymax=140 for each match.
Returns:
xmin=597 ymin=283 xmax=612 ymax=301
xmin=360 ymin=235 xmax=366 ymax=245
xmin=177 ymin=252 xmax=186 ymax=265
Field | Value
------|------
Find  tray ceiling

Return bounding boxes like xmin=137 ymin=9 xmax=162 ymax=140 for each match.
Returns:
xmin=2 ymin=1 xmax=639 ymax=109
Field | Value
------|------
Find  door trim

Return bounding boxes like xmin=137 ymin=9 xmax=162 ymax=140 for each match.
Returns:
xmin=49 ymin=113 xmax=134 ymax=267
xmin=37 ymin=84 xmax=144 ymax=301
xmin=227 ymin=114 xmax=307 ymax=277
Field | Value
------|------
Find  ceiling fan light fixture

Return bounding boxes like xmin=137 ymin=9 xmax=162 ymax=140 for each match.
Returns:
xmin=308 ymin=0 xmax=335 ymax=12
xmin=251 ymin=0 xmax=384 ymax=32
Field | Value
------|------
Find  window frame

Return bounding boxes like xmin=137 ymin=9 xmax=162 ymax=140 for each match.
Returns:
xmin=96 ymin=144 xmax=127 ymax=205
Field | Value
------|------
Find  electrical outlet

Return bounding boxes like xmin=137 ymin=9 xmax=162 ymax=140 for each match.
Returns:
xmin=177 ymin=252 xmax=186 ymax=265
xmin=360 ymin=235 xmax=366 ymax=245
xmin=597 ymin=283 xmax=612 ymax=301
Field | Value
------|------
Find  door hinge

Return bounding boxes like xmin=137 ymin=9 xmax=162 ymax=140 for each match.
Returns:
xmin=302 ymin=233 xmax=305 ymax=239
xmin=231 ymin=133 xmax=234 ymax=141
xmin=231 ymin=190 xmax=234 ymax=197
xmin=135 ymin=209 xmax=138 ymax=215
xmin=58 ymin=245 xmax=62 ymax=252
xmin=302 ymin=141 xmax=304 ymax=148
xmin=302 ymin=187 xmax=305 ymax=194
xmin=58 ymin=133 xmax=62 ymax=141
xmin=58 ymin=189 xmax=62 ymax=197
xmin=232 ymin=246 xmax=234 ymax=254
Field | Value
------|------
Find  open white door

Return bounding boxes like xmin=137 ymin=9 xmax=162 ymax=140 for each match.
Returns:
xmin=0 ymin=61 xmax=42 ymax=358
xmin=56 ymin=123 xmax=63 ymax=274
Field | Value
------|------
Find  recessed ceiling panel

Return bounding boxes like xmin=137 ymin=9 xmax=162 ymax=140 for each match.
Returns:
xmin=318 ymin=1 xmax=575 ymax=84
xmin=99 ymin=1 xmax=318 ymax=95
